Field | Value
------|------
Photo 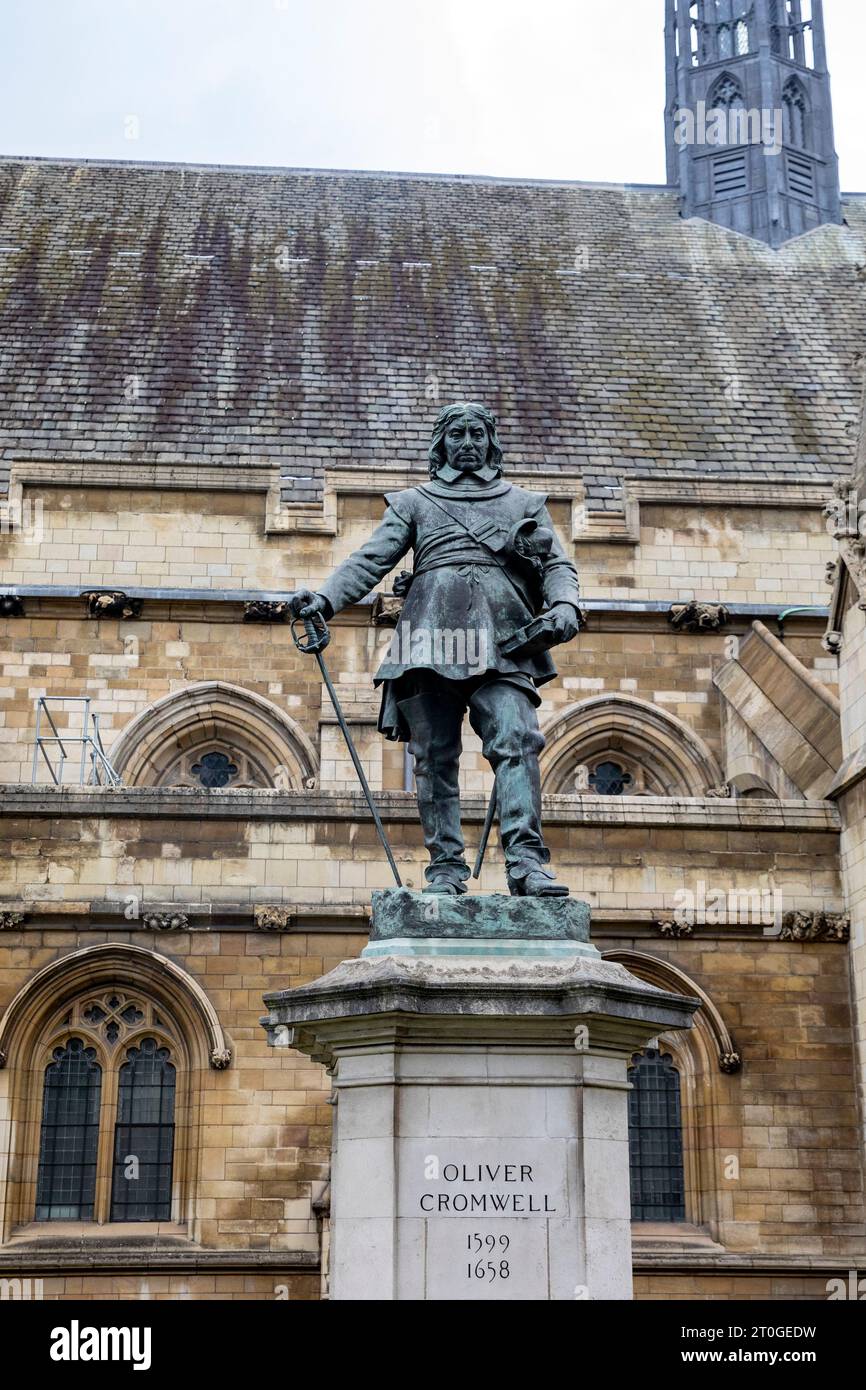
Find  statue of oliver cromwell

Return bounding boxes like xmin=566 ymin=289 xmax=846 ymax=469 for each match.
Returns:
xmin=288 ymin=402 xmax=581 ymax=897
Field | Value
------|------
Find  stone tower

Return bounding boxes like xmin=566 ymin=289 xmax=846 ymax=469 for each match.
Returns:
xmin=665 ymin=0 xmax=842 ymax=246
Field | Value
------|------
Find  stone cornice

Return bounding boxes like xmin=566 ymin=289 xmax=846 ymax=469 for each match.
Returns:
xmin=632 ymin=1252 xmax=866 ymax=1274
xmin=0 ymin=1245 xmax=319 ymax=1274
xmin=3 ymin=460 xmax=843 ymax=551
xmin=7 ymin=458 xmax=838 ymax=506
xmin=0 ymin=903 xmax=844 ymax=940
xmin=0 ymin=585 xmax=830 ymax=634
xmin=0 ymin=785 xmax=842 ymax=831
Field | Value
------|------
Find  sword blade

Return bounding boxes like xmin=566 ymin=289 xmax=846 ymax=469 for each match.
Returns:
xmin=316 ymin=652 xmax=403 ymax=889
xmin=472 ymin=784 xmax=497 ymax=879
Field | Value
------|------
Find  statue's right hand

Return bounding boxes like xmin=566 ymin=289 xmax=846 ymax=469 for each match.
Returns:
xmin=287 ymin=589 xmax=331 ymax=619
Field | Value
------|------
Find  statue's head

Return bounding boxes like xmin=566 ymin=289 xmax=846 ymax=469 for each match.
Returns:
xmin=427 ymin=402 xmax=503 ymax=480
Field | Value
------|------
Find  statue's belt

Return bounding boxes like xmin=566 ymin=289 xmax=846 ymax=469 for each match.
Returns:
xmin=412 ymin=556 xmax=498 ymax=577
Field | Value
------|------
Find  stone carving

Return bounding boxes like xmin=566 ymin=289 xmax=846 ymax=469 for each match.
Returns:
xmin=823 ymin=481 xmax=855 ymax=540
xmin=669 ymin=601 xmax=730 ymax=632
xmin=210 ymin=1047 xmax=233 ymax=1070
xmin=82 ymin=590 xmax=143 ymax=620
xmin=371 ymin=571 xmax=417 ymax=630
xmin=371 ymin=592 xmax=404 ymax=628
xmin=779 ymin=910 xmax=850 ymax=942
xmin=719 ymin=1051 xmax=742 ymax=1074
xmin=838 ymin=538 xmax=866 ymax=610
xmin=141 ymin=911 xmax=189 ymax=931
xmin=705 ymin=783 xmax=733 ymax=798
xmin=655 ymin=917 xmax=694 ymax=938
xmin=823 ymin=629 xmax=843 ymax=655
xmin=286 ymin=403 xmax=583 ymax=898
xmin=0 ymin=910 xmax=25 ymax=930
xmin=243 ymin=600 xmax=290 ymax=623
xmin=0 ymin=595 xmax=24 ymax=618
xmin=255 ymin=906 xmax=293 ymax=931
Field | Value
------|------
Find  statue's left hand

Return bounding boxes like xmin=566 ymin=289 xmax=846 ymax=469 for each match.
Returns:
xmin=547 ymin=603 xmax=581 ymax=644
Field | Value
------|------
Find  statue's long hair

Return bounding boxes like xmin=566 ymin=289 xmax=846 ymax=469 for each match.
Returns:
xmin=427 ymin=402 xmax=503 ymax=478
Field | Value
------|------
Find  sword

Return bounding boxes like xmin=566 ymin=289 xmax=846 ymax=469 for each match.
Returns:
xmin=472 ymin=785 xmax=497 ymax=879
xmin=292 ymin=612 xmax=403 ymax=889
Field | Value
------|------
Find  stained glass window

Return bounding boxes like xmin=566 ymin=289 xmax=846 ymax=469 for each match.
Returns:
xmin=628 ymin=1047 xmax=686 ymax=1222
xmin=589 ymin=761 xmax=633 ymax=795
xmin=35 ymin=1039 xmax=102 ymax=1220
xmin=110 ymin=1038 xmax=176 ymax=1222
xmin=190 ymin=750 xmax=238 ymax=788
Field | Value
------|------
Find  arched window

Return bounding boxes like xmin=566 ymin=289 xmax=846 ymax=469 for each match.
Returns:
xmin=0 ymin=944 xmax=232 ymax=1238
xmin=717 ymin=23 xmax=732 ymax=59
xmin=607 ymin=950 xmax=742 ymax=1242
xmin=783 ymin=77 xmax=809 ymax=149
xmin=35 ymin=1039 xmax=102 ymax=1221
xmin=541 ymin=695 xmax=726 ymax=798
xmin=108 ymin=681 xmax=320 ymax=791
xmin=628 ymin=1047 xmax=686 ymax=1222
xmin=32 ymin=995 xmax=179 ymax=1225
xmin=707 ymin=73 xmax=746 ymax=146
xmin=709 ymin=75 xmax=744 ymax=111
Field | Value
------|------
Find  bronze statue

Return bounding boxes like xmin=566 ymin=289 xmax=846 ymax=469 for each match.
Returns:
xmin=288 ymin=403 xmax=581 ymax=896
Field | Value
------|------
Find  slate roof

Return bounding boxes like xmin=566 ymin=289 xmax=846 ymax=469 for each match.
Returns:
xmin=0 ymin=156 xmax=864 ymax=506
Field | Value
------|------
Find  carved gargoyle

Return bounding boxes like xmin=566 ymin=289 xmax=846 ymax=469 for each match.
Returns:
xmin=82 ymin=590 xmax=143 ymax=620
xmin=779 ymin=910 xmax=850 ymax=942
xmin=141 ymin=911 xmax=190 ymax=931
xmin=669 ymin=601 xmax=730 ymax=633
xmin=655 ymin=917 xmax=694 ymax=938
xmin=255 ymin=906 xmax=293 ymax=932
xmin=243 ymin=600 xmax=290 ymax=623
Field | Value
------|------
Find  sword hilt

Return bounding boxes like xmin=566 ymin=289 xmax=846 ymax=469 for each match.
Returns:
xmin=291 ymin=611 xmax=331 ymax=654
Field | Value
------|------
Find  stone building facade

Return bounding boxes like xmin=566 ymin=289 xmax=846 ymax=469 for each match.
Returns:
xmin=1 ymin=2 xmax=865 ymax=1303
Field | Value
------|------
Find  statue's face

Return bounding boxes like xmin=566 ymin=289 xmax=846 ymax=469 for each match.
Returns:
xmin=442 ymin=411 xmax=490 ymax=473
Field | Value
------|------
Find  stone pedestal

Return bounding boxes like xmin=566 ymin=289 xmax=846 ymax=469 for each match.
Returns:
xmin=262 ymin=891 xmax=698 ymax=1301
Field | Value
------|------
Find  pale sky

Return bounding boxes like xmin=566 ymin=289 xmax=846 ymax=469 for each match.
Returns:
xmin=1 ymin=0 xmax=864 ymax=188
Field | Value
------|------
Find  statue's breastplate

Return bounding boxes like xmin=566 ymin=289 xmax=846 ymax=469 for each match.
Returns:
xmin=409 ymin=486 xmax=533 ymax=577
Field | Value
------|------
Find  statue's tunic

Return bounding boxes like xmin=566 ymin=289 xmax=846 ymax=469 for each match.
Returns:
xmin=317 ymin=478 xmax=581 ymax=740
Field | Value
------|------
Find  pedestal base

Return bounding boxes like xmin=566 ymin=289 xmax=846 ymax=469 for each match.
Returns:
xmin=262 ymin=893 xmax=699 ymax=1301
xmin=361 ymin=887 xmax=598 ymax=960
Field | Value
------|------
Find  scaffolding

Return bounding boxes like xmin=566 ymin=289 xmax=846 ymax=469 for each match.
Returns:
xmin=31 ymin=697 xmax=122 ymax=787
